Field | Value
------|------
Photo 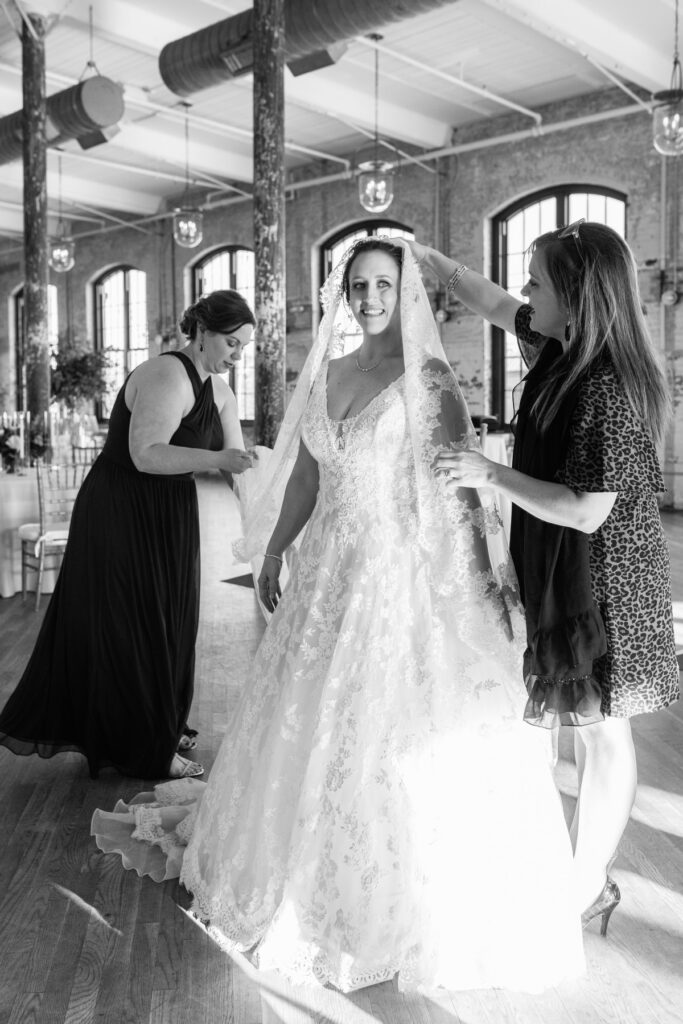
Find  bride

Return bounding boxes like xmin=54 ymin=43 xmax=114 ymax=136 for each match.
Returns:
xmin=92 ymin=237 xmax=584 ymax=993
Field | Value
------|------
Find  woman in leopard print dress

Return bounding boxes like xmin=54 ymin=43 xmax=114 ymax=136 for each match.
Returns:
xmin=412 ymin=224 xmax=679 ymax=935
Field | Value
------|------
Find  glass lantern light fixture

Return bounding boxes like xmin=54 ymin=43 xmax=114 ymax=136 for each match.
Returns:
xmin=48 ymin=153 xmax=75 ymax=273
xmin=653 ymin=0 xmax=683 ymax=156
xmin=173 ymin=103 xmax=204 ymax=248
xmin=358 ymin=35 xmax=395 ymax=214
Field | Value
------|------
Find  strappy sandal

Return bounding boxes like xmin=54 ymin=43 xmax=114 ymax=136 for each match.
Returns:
xmin=177 ymin=726 xmax=198 ymax=752
xmin=168 ymin=753 xmax=204 ymax=778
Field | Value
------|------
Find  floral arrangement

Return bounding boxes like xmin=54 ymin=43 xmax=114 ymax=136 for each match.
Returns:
xmin=51 ymin=335 xmax=112 ymax=411
xmin=0 ymin=426 xmax=22 ymax=471
xmin=0 ymin=420 xmax=49 ymax=472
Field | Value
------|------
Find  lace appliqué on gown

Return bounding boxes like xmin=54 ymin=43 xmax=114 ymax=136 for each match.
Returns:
xmin=169 ymin=368 xmax=582 ymax=992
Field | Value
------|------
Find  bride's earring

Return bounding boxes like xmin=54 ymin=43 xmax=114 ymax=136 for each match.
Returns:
xmin=199 ymin=331 xmax=204 ymax=353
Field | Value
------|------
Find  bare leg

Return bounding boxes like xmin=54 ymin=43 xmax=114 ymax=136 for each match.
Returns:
xmin=572 ymin=716 xmax=636 ymax=913
xmin=569 ymin=728 xmax=587 ymax=853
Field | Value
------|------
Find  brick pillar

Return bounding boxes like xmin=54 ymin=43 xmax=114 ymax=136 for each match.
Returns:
xmin=22 ymin=13 xmax=50 ymax=422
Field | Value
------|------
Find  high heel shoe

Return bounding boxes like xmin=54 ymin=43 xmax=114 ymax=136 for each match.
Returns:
xmin=581 ymin=877 xmax=621 ymax=936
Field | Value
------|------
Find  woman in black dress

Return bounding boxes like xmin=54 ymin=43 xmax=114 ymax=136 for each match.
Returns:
xmin=0 ymin=290 xmax=255 ymax=780
xmin=410 ymin=224 xmax=679 ymax=934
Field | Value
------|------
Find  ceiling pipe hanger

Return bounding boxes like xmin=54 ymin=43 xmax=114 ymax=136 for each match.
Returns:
xmin=579 ymin=53 xmax=652 ymax=112
xmin=352 ymin=34 xmax=543 ymax=128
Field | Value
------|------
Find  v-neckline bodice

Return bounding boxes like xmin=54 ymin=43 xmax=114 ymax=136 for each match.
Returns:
xmin=324 ymin=364 xmax=405 ymax=424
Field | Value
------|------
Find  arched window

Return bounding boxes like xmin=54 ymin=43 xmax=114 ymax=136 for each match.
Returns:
xmin=193 ymin=246 xmax=255 ymax=422
xmin=491 ymin=187 xmax=627 ymax=425
xmin=94 ymin=266 xmax=148 ymax=418
xmin=13 ymin=285 xmax=58 ymax=410
xmin=321 ymin=219 xmax=414 ymax=282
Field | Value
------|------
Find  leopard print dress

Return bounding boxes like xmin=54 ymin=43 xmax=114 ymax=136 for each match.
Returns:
xmin=516 ymin=305 xmax=679 ymax=717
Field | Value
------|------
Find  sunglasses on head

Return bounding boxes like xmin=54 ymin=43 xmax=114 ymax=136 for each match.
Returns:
xmin=557 ymin=218 xmax=586 ymax=260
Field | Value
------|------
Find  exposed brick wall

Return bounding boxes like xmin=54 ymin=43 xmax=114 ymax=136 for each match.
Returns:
xmin=1 ymin=85 xmax=681 ymax=502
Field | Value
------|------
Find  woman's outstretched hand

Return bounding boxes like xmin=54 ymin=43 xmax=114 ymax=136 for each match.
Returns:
xmin=435 ymin=448 xmax=495 ymax=488
xmin=220 ymin=449 xmax=255 ymax=475
xmin=258 ymin=556 xmax=282 ymax=613
xmin=406 ymin=238 xmax=430 ymax=264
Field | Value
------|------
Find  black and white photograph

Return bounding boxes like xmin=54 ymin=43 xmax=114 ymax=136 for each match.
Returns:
xmin=0 ymin=1 xmax=681 ymax=1022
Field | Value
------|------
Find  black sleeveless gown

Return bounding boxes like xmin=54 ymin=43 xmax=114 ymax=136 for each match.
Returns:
xmin=0 ymin=351 xmax=223 ymax=778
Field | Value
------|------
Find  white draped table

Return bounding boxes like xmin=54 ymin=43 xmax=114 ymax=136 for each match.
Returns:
xmin=0 ymin=473 xmax=57 ymax=598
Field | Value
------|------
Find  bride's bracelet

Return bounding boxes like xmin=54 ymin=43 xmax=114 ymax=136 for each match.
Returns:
xmin=447 ymin=264 xmax=469 ymax=294
xmin=264 ymin=553 xmax=283 ymax=564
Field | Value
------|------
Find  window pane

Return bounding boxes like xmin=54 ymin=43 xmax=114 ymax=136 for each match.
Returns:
xmin=200 ymin=253 xmax=231 ymax=295
xmin=506 ymin=212 xmax=524 ymax=258
xmin=539 ymin=198 xmax=556 ymax=235
xmin=194 ymin=248 xmax=256 ymax=421
xmin=606 ymin=197 xmax=626 ymax=235
xmin=127 ymin=270 xmax=148 ymax=369
xmin=233 ymin=249 xmax=256 ymax=420
xmin=568 ymin=193 xmax=589 ymax=221
xmin=495 ymin=190 xmax=626 ymax=425
xmin=96 ymin=267 xmax=148 ymax=417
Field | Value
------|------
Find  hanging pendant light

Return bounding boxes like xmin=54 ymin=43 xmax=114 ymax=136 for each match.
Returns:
xmin=653 ymin=0 xmax=683 ymax=155
xmin=48 ymin=153 xmax=75 ymax=273
xmin=358 ymin=35 xmax=394 ymax=214
xmin=173 ymin=102 xmax=204 ymax=248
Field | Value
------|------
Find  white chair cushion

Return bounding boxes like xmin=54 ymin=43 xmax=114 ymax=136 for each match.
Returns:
xmin=18 ymin=523 xmax=40 ymax=541
xmin=18 ymin=521 xmax=71 ymax=556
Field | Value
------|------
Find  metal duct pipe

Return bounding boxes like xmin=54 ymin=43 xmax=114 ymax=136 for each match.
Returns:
xmin=159 ymin=0 xmax=458 ymax=96
xmin=0 ymin=75 xmax=124 ymax=164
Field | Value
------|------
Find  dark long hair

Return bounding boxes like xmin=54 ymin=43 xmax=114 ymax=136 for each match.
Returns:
xmin=530 ymin=222 xmax=670 ymax=444
xmin=341 ymin=237 xmax=404 ymax=300
xmin=179 ymin=289 xmax=255 ymax=340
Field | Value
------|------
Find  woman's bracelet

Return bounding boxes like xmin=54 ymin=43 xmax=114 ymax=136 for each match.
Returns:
xmin=264 ymin=553 xmax=283 ymax=564
xmin=447 ymin=264 xmax=469 ymax=294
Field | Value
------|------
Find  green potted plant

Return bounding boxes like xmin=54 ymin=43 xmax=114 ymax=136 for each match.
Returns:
xmin=51 ymin=334 xmax=111 ymax=412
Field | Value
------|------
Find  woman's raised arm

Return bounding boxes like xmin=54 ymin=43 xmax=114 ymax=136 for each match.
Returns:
xmin=408 ymin=239 xmax=522 ymax=336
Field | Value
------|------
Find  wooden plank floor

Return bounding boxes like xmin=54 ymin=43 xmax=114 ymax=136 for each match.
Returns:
xmin=1 ymin=475 xmax=682 ymax=1024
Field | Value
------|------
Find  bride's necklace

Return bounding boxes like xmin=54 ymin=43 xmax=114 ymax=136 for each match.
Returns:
xmin=355 ymin=350 xmax=384 ymax=373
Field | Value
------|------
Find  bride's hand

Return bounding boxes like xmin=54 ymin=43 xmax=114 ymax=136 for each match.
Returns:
xmin=435 ymin=448 xmax=494 ymax=488
xmin=258 ymin=555 xmax=282 ymax=612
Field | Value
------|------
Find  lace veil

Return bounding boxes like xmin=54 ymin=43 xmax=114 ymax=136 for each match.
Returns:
xmin=235 ymin=237 xmax=520 ymax=619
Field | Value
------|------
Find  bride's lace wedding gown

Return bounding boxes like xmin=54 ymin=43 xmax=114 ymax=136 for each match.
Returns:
xmin=92 ymin=360 xmax=584 ymax=993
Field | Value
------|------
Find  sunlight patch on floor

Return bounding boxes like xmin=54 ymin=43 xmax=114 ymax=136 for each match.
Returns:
xmin=610 ymin=869 xmax=683 ymax=937
xmin=631 ymin=783 xmax=683 ymax=839
xmin=555 ymin=763 xmax=683 ymax=839
xmin=50 ymin=883 xmax=123 ymax=934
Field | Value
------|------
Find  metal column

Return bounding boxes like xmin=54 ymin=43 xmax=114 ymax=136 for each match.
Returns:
xmin=253 ymin=0 xmax=286 ymax=448
xmin=22 ymin=13 xmax=50 ymax=423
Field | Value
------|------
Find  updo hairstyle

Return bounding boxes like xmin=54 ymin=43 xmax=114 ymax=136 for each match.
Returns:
xmin=179 ymin=289 xmax=255 ymax=341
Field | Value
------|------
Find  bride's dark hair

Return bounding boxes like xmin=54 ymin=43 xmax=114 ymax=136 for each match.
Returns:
xmin=341 ymin=237 xmax=404 ymax=301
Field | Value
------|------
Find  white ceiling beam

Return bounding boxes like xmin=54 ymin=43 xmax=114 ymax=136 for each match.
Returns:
xmin=284 ymin=72 xmax=450 ymax=150
xmin=113 ymin=121 xmax=254 ymax=184
xmin=0 ymin=159 xmax=160 ymax=214
xmin=22 ymin=0 xmax=196 ymax=47
xmin=478 ymin=0 xmax=671 ymax=94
